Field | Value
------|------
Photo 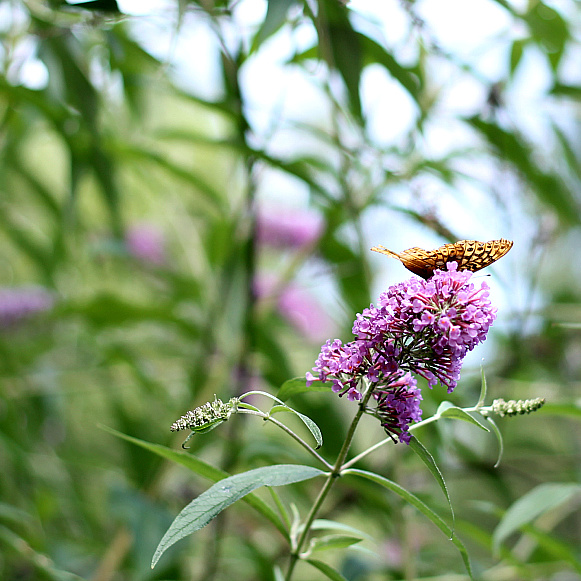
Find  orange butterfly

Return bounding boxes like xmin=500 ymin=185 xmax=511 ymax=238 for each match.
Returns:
xmin=371 ymin=239 xmax=513 ymax=279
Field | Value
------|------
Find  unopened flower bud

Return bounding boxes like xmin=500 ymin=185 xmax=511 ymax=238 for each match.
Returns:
xmin=491 ymin=397 xmax=546 ymax=417
xmin=171 ymin=396 xmax=239 ymax=432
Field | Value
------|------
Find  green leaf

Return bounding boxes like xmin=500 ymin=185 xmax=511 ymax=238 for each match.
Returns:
xmin=100 ymin=426 xmax=287 ymax=537
xmin=492 ymin=482 xmax=581 ymax=553
xmin=485 ymin=417 xmax=503 ymax=468
xmin=0 ymin=503 xmax=34 ymax=526
xmin=66 ymin=0 xmax=121 ymax=13
xmin=455 ymin=517 xmax=526 ymax=572
xmin=311 ymin=534 xmax=363 ymax=552
xmin=112 ymin=143 xmax=224 ymax=212
xmin=408 ymin=436 xmax=454 ymax=526
xmin=519 ymin=522 xmax=581 ymax=574
xmin=251 ymin=0 xmax=296 ymax=52
xmin=344 ymin=469 xmax=473 ymax=579
xmin=437 ymin=403 xmax=490 ymax=432
xmin=467 ymin=117 xmax=580 ymax=225
xmin=550 ymin=83 xmax=581 ymax=100
xmin=319 ymin=230 xmax=370 ymax=314
xmin=152 ymin=464 xmax=324 ymax=567
xmin=360 ymin=35 xmax=421 ymax=102
xmin=553 ymin=123 xmax=581 ymax=182
xmin=315 ymin=0 xmax=362 ymax=120
xmin=478 ymin=366 xmax=488 ymax=407
xmin=277 ymin=377 xmax=333 ymax=401
xmin=309 ymin=519 xmax=373 ymax=541
xmin=281 ymin=409 xmax=323 ymax=450
xmin=7 ymin=153 xmax=62 ymax=219
xmin=0 ymin=207 xmax=52 ymax=280
xmin=509 ymin=38 xmax=526 ymax=75
xmin=241 ymin=391 xmax=323 ymax=449
xmin=61 ymin=293 xmax=199 ymax=337
xmin=305 ymin=558 xmax=349 ymax=581
xmin=523 ymin=1 xmax=568 ymax=71
xmin=0 ymin=526 xmax=88 ymax=581
xmin=156 ymin=130 xmax=334 ymax=198
xmin=255 ymin=322 xmax=294 ymax=387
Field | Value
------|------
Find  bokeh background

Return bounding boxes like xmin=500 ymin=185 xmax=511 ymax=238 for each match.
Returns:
xmin=1 ymin=0 xmax=580 ymax=579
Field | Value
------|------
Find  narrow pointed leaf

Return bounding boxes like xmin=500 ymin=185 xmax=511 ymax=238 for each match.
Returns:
xmin=467 ymin=117 xmax=580 ymax=225
xmin=251 ymin=0 xmax=296 ymax=52
xmin=311 ymin=535 xmax=363 ymax=552
xmin=306 ymin=559 xmax=349 ymax=581
xmin=152 ymin=464 xmax=324 ymax=567
xmin=486 ymin=417 xmax=504 ymax=467
xmin=439 ymin=405 xmax=490 ymax=431
xmin=344 ymin=469 xmax=473 ymax=579
xmin=478 ymin=366 xmax=488 ymax=407
xmin=408 ymin=436 xmax=454 ymax=525
xmin=492 ymin=482 xmax=581 ymax=553
xmin=309 ymin=519 xmax=373 ymax=541
xmin=269 ymin=406 xmax=323 ymax=449
xmin=100 ymin=426 xmax=287 ymax=538
xmin=241 ymin=391 xmax=323 ymax=448
xmin=277 ymin=377 xmax=333 ymax=401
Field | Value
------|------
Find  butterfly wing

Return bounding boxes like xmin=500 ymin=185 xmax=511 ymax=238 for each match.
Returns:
xmin=371 ymin=245 xmax=440 ymax=279
xmin=451 ymin=239 xmax=513 ymax=272
xmin=372 ymin=239 xmax=513 ymax=279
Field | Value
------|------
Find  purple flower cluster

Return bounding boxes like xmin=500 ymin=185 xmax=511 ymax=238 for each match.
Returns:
xmin=306 ymin=263 xmax=497 ymax=443
xmin=254 ymin=276 xmax=334 ymax=342
xmin=125 ymin=223 xmax=166 ymax=265
xmin=373 ymin=372 xmax=423 ymax=444
xmin=355 ymin=262 xmax=496 ymax=392
xmin=257 ymin=208 xmax=323 ymax=250
xmin=0 ymin=286 xmax=54 ymax=328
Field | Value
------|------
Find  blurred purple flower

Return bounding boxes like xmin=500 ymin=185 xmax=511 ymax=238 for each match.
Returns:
xmin=254 ymin=276 xmax=333 ymax=342
xmin=125 ymin=223 xmax=166 ymax=265
xmin=0 ymin=286 xmax=54 ymax=328
xmin=256 ymin=208 xmax=323 ymax=250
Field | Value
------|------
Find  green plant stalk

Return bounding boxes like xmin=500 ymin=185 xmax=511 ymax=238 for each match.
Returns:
xmin=238 ymin=408 xmax=333 ymax=470
xmin=284 ymin=385 xmax=376 ymax=581
xmin=342 ymin=403 xmax=493 ymax=469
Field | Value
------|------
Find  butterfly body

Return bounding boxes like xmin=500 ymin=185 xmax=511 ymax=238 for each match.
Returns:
xmin=371 ymin=239 xmax=513 ymax=279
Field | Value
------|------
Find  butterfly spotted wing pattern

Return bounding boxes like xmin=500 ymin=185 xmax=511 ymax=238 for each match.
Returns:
xmin=371 ymin=239 xmax=513 ymax=279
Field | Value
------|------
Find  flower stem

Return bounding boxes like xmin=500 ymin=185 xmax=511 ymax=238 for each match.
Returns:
xmin=238 ymin=409 xmax=333 ymax=470
xmin=284 ymin=386 xmax=375 ymax=581
xmin=342 ymin=402 xmax=495 ymax=468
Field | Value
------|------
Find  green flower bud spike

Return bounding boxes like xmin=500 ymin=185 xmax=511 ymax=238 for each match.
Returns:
xmin=490 ymin=397 xmax=546 ymax=418
xmin=171 ymin=396 xmax=239 ymax=448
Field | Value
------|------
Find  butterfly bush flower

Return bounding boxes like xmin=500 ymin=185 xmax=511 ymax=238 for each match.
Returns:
xmin=0 ymin=286 xmax=54 ymax=328
xmin=126 ymin=223 xmax=167 ymax=265
xmin=255 ymin=276 xmax=334 ymax=342
xmin=307 ymin=262 xmax=497 ymax=443
xmin=373 ymin=371 xmax=423 ymax=444
xmin=257 ymin=208 xmax=323 ymax=250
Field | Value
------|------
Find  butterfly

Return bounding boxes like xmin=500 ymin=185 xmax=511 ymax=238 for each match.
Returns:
xmin=371 ymin=239 xmax=513 ymax=279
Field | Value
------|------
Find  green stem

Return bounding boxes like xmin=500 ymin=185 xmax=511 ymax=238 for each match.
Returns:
xmin=284 ymin=386 xmax=375 ymax=581
xmin=342 ymin=403 xmax=494 ymax=469
xmin=342 ymin=436 xmax=392 ymax=470
xmin=238 ymin=409 xmax=333 ymax=470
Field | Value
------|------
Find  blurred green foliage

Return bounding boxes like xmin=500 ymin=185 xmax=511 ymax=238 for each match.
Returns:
xmin=1 ymin=0 xmax=580 ymax=579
